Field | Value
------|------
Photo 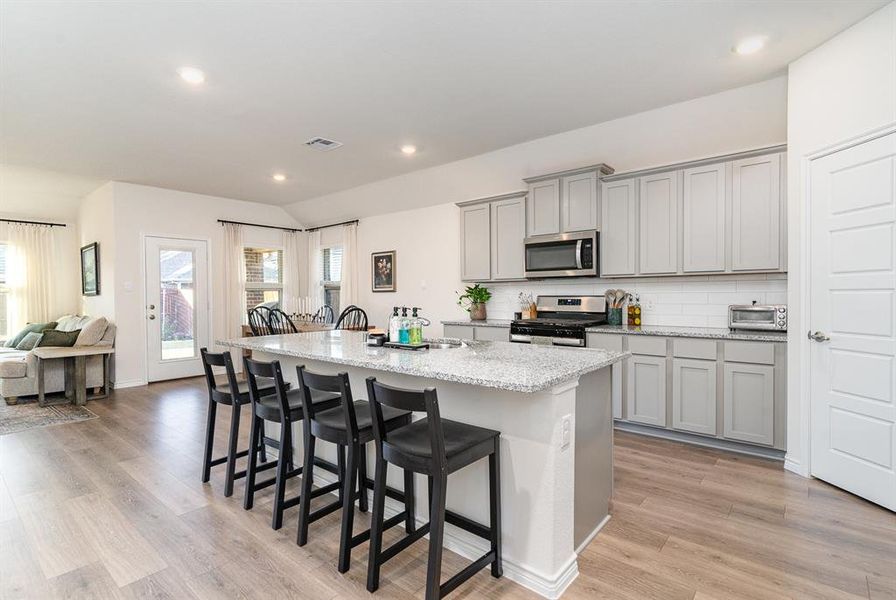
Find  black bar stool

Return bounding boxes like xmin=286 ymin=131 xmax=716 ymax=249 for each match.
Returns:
xmin=365 ymin=377 xmax=502 ymax=600
xmin=295 ymin=366 xmax=416 ymax=573
xmin=199 ymin=348 xmax=283 ymax=497
xmin=242 ymin=356 xmax=343 ymax=530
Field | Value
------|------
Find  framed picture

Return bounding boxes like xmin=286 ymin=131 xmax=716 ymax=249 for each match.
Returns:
xmin=81 ymin=242 xmax=100 ymax=296
xmin=371 ymin=250 xmax=396 ymax=292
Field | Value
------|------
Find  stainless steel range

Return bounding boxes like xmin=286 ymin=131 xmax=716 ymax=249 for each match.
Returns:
xmin=510 ymin=295 xmax=607 ymax=347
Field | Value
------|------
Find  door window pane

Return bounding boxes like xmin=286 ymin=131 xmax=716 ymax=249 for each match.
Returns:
xmin=159 ymin=249 xmax=196 ymax=360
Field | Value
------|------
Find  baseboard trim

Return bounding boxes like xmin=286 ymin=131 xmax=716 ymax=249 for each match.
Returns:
xmin=575 ymin=514 xmax=610 ymax=555
xmin=784 ymin=455 xmax=808 ymax=477
xmin=111 ymin=379 xmax=147 ymax=390
xmin=311 ymin=468 xmax=577 ymax=599
xmin=614 ymin=421 xmax=785 ymax=461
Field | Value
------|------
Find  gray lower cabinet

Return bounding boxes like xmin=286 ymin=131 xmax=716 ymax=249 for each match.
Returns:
xmin=443 ymin=324 xmax=508 ymax=342
xmin=626 ymin=354 xmax=666 ymax=427
xmin=444 ymin=324 xmax=474 ymax=339
xmin=671 ymin=358 xmax=717 ymax=435
xmin=723 ymin=362 xmax=775 ymax=446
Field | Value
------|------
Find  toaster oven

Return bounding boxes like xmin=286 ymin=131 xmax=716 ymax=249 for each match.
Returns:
xmin=728 ymin=303 xmax=787 ymax=331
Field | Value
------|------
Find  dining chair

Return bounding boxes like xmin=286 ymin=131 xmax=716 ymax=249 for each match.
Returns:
xmin=335 ymin=306 xmax=368 ymax=331
xmin=312 ymin=304 xmax=335 ymax=325
xmin=269 ymin=308 xmax=299 ymax=333
xmin=248 ymin=306 xmax=274 ymax=336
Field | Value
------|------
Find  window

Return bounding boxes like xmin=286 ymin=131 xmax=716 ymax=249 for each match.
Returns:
xmin=244 ymin=247 xmax=283 ymax=310
xmin=0 ymin=243 xmax=6 ymax=338
xmin=321 ymin=246 xmax=342 ymax=315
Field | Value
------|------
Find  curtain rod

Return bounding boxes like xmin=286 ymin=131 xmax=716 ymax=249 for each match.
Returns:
xmin=304 ymin=219 xmax=359 ymax=232
xmin=217 ymin=219 xmax=302 ymax=233
xmin=0 ymin=217 xmax=67 ymax=227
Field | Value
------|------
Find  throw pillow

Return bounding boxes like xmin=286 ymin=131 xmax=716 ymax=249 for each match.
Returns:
xmin=75 ymin=317 xmax=108 ymax=346
xmin=15 ymin=332 xmax=44 ymax=351
xmin=38 ymin=329 xmax=81 ymax=347
xmin=4 ymin=322 xmax=57 ymax=348
xmin=56 ymin=315 xmax=90 ymax=332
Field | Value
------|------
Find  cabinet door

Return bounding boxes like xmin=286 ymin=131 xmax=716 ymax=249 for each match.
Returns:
xmin=526 ymin=179 xmax=561 ymax=236
xmin=626 ymin=354 xmax=667 ymax=427
xmin=561 ymin=171 xmax=598 ymax=232
xmin=682 ymin=163 xmax=726 ymax=272
xmin=490 ymin=197 xmax=526 ymax=280
xmin=474 ymin=326 xmax=509 ymax=342
xmin=731 ymin=153 xmax=782 ymax=271
xmin=460 ymin=204 xmax=491 ymax=281
xmin=723 ymin=362 xmax=774 ymax=445
xmin=672 ymin=358 xmax=717 ymax=436
xmin=600 ymin=179 xmax=637 ymax=276
xmin=639 ymin=171 xmax=679 ymax=274
xmin=444 ymin=324 xmax=475 ymax=340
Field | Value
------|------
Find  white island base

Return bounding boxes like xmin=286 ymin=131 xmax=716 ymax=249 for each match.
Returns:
xmin=251 ymin=351 xmax=614 ymax=599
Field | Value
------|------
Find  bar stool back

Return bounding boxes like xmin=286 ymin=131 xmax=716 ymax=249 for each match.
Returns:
xmin=365 ymin=377 xmax=502 ymax=599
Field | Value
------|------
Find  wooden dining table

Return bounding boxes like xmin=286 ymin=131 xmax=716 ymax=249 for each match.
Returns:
xmin=240 ymin=322 xmax=335 ymax=337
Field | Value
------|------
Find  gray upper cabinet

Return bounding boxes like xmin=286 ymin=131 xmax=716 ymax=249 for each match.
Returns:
xmin=639 ymin=171 xmax=679 ymax=274
xmin=490 ymin=196 xmax=526 ymax=280
xmin=682 ymin=163 xmax=726 ymax=273
xmin=460 ymin=204 xmax=491 ymax=281
xmin=561 ymin=171 xmax=598 ymax=232
xmin=600 ymin=179 xmax=638 ymax=277
xmin=731 ymin=153 xmax=782 ymax=271
xmin=526 ymin=179 xmax=561 ymax=236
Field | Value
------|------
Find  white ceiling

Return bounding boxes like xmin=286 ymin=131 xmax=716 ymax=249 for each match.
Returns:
xmin=0 ymin=0 xmax=887 ymax=209
xmin=0 ymin=163 xmax=102 ymax=221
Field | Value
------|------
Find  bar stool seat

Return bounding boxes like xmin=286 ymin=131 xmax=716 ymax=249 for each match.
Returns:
xmin=253 ymin=388 xmax=341 ymax=422
xmin=383 ymin=418 xmax=499 ymax=472
xmin=312 ymin=400 xmax=410 ymax=442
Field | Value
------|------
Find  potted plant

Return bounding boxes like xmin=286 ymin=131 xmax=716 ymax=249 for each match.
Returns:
xmin=457 ymin=284 xmax=492 ymax=321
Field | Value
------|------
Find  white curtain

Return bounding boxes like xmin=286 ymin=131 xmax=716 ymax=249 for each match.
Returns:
xmin=340 ymin=223 xmax=359 ymax=309
xmin=282 ymin=230 xmax=308 ymax=314
xmin=307 ymin=230 xmax=323 ymax=311
xmin=7 ymin=223 xmax=56 ymax=332
xmin=222 ymin=223 xmax=246 ymax=340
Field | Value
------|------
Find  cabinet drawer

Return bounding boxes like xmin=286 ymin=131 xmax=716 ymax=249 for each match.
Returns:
xmin=628 ymin=336 xmax=667 ymax=357
xmin=444 ymin=325 xmax=475 ymax=340
xmin=725 ymin=341 xmax=775 ymax=365
xmin=586 ymin=333 xmax=623 ymax=352
xmin=673 ymin=338 xmax=717 ymax=360
xmin=474 ymin=326 xmax=509 ymax=342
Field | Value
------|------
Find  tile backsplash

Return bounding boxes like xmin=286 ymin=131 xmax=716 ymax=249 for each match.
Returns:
xmin=485 ymin=274 xmax=787 ymax=328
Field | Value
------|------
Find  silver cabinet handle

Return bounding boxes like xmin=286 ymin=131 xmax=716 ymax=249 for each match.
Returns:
xmin=808 ymin=330 xmax=830 ymax=342
xmin=148 ymin=314 xmax=156 ymax=320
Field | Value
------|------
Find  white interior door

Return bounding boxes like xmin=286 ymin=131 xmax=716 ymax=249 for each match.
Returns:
xmin=809 ymin=131 xmax=896 ymax=511
xmin=145 ymin=236 xmax=210 ymax=382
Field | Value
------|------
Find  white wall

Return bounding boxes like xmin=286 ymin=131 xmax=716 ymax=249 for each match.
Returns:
xmin=341 ymin=77 xmax=789 ymax=334
xmin=97 ymin=182 xmax=301 ymax=387
xmin=78 ymin=182 xmax=116 ymax=319
xmin=786 ymin=2 xmax=896 ymax=475
xmin=288 ymin=76 xmax=787 ymax=225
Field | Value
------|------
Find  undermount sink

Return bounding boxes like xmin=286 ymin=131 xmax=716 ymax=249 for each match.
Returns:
xmin=427 ymin=340 xmax=465 ymax=350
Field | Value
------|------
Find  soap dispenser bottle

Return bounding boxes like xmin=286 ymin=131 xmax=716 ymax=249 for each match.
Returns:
xmin=409 ymin=307 xmax=423 ymax=345
xmin=388 ymin=307 xmax=400 ymax=341
xmin=398 ymin=307 xmax=411 ymax=344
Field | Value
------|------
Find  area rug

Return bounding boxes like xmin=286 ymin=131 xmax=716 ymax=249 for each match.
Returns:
xmin=0 ymin=399 xmax=97 ymax=436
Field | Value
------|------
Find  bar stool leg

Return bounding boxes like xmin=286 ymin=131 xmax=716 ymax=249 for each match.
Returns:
xmin=489 ymin=442 xmax=503 ymax=578
xmin=366 ymin=456 xmax=388 ymax=593
xmin=425 ymin=472 xmax=448 ymax=600
xmin=338 ymin=442 xmax=360 ymax=573
xmin=357 ymin=444 xmax=369 ymax=513
xmin=296 ymin=431 xmax=317 ymax=546
xmin=224 ymin=402 xmax=242 ymax=497
xmin=201 ymin=399 xmax=217 ymax=483
xmin=272 ymin=418 xmax=292 ymax=530
xmin=244 ymin=415 xmax=262 ymax=510
xmin=403 ymin=469 xmax=416 ymax=534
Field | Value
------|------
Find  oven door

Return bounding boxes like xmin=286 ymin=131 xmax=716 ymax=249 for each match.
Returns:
xmin=524 ymin=231 xmax=597 ymax=278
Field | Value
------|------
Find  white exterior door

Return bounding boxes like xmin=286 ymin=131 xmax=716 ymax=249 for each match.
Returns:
xmin=145 ymin=237 xmax=210 ymax=382
xmin=809 ymin=131 xmax=896 ymax=511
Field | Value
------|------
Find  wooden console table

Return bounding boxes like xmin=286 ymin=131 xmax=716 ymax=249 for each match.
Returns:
xmin=32 ymin=346 xmax=114 ymax=407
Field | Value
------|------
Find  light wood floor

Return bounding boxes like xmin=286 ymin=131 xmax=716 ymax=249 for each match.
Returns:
xmin=1 ymin=378 xmax=893 ymax=600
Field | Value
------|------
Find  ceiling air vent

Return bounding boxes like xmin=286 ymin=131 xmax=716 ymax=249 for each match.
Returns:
xmin=304 ymin=137 xmax=343 ymax=151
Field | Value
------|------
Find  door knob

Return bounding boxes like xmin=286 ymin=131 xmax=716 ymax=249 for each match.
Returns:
xmin=148 ymin=314 xmax=156 ymax=320
xmin=808 ymin=330 xmax=830 ymax=342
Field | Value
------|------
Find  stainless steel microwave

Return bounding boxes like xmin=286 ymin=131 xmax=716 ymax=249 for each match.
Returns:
xmin=524 ymin=231 xmax=598 ymax=278
xmin=728 ymin=303 xmax=787 ymax=331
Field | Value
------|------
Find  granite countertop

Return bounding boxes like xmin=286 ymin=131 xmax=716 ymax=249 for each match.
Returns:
xmin=218 ymin=330 xmax=628 ymax=394
xmin=585 ymin=324 xmax=788 ymax=342
xmin=441 ymin=319 xmax=787 ymax=342
xmin=441 ymin=319 xmax=513 ymax=328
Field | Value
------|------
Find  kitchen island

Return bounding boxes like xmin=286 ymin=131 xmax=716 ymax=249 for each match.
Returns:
xmin=218 ymin=330 xmax=627 ymax=599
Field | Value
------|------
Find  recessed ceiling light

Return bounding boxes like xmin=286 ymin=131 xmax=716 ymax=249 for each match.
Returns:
xmin=400 ymin=145 xmax=417 ymax=155
xmin=733 ymin=36 xmax=767 ymax=56
xmin=272 ymin=173 xmax=287 ymax=182
xmin=177 ymin=66 xmax=206 ymax=85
